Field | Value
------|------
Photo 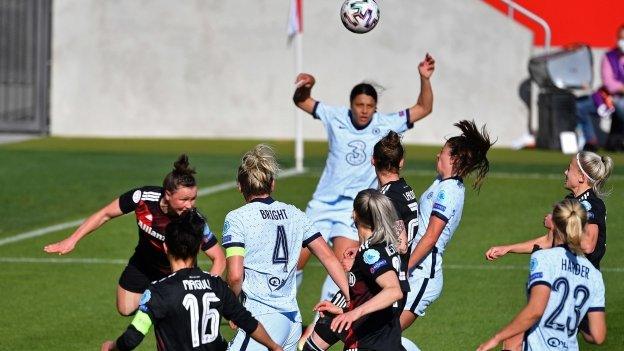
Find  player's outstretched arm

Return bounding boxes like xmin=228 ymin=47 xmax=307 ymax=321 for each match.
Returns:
xmin=476 ymin=285 xmax=549 ymax=351
xmin=203 ymin=244 xmax=226 ymax=276
xmin=330 ymin=271 xmax=402 ymax=333
xmin=308 ymin=237 xmax=350 ymax=301
xmin=580 ymin=311 xmax=607 ymax=345
xmin=407 ymin=53 xmax=435 ymax=124
xmin=484 ymin=232 xmax=552 ymax=261
xmin=44 ymin=198 xmax=123 ymax=255
xmin=293 ymin=73 xmax=318 ymax=114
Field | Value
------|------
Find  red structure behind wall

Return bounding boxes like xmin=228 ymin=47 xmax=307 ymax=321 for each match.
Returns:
xmin=483 ymin=0 xmax=624 ymax=48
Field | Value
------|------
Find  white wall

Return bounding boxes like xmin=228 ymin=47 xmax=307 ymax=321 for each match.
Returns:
xmin=50 ymin=0 xmax=533 ymax=147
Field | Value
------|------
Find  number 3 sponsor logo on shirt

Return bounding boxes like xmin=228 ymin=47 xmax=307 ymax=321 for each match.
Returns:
xmin=346 ymin=140 xmax=367 ymax=166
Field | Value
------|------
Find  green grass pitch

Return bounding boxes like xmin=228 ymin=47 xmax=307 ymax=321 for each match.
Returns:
xmin=0 ymin=137 xmax=622 ymax=350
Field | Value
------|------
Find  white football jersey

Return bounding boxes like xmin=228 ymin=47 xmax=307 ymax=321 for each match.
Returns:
xmin=411 ymin=176 xmax=465 ymax=278
xmin=222 ymin=197 xmax=322 ymax=318
xmin=524 ymin=247 xmax=605 ymax=351
xmin=311 ymin=101 xmax=412 ymax=202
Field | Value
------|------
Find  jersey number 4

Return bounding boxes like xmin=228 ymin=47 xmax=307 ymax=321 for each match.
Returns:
xmin=273 ymin=225 xmax=289 ymax=266
xmin=183 ymin=292 xmax=220 ymax=347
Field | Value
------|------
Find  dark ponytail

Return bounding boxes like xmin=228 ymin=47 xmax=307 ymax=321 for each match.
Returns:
xmin=163 ymin=154 xmax=197 ymax=193
xmin=373 ymin=131 xmax=404 ymax=173
xmin=446 ymin=120 xmax=494 ymax=190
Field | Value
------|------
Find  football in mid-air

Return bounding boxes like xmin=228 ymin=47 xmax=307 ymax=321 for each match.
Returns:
xmin=340 ymin=0 xmax=380 ymax=34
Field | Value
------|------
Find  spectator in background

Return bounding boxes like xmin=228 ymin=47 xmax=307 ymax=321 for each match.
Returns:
xmin=576 ymin=24 xmax=624 ymax=151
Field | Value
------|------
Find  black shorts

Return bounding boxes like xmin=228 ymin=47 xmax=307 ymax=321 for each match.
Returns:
xmin=118 ymin=255 xmax=169 ymax=293
xmin=315 ymin=314 xmax=402 ymax=351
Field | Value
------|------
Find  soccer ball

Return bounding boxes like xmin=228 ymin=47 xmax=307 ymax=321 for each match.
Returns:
xmin=340 ymin=0 xmax=380 ymax=34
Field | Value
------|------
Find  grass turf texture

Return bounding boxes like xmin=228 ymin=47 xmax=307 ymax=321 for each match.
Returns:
xmin=0 ymin=137 xmax=622 ymax=350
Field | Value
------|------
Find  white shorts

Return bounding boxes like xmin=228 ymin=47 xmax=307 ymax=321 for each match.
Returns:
xmin=228 ymin=312 xmax=301 ymax=351
xmin=403 ymin=271 xmax=443 ymax=317
xmin=306 ymin=196 xmax=358 ymax=242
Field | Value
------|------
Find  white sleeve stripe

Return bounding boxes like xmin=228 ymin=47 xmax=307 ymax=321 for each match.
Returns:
xmin=142 ymin=191 xmax=161 ymax=197
xmin=141 ymin=195 xmax=160 ymax=200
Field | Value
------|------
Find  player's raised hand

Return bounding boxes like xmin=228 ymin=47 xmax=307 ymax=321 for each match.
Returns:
xmin=313 ymin=300 xmax=343 ymax=317
xmin=330 ymin=308 xmax=363 ymax=334
xmin=44 ymin=237 xmax=77 ymax=255
xmin=484 ymin=245 xmax=509 ymax=261
xmin=295 ymin=73 xmax=316 ymax=89
xmin=418 ymin=53 xmax=435 ymax=79
xmin=229 ymin=320 xmax=238 ymax=330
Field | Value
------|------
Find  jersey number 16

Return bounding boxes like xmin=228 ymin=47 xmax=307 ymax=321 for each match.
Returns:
xmin=183 ymin=292 xmax=220 ymax=347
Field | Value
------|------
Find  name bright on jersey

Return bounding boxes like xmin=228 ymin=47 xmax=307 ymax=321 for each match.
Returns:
xmin=259 ymin=209 xmax=289 ymax=220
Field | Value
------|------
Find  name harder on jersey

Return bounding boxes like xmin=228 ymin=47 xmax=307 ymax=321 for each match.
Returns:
xmin=561 ymin=258 xmax=590 ymax=279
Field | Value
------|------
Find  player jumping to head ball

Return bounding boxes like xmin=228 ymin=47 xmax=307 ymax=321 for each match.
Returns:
xmin=44 ymin=155 xmax=225 ymax=316
xmin=101 ymin=210 xmax=283 ymax=351
xmin=401 ymin=120 xmax=493 ymax=349
xmin=292 ymin=55 xmax=435 ymax=339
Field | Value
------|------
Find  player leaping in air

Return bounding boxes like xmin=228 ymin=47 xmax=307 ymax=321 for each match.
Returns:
xmin=45 ymin=155 xmax=225 ymax=316
xmin=292 ymin=55 xmax=435 ymax=338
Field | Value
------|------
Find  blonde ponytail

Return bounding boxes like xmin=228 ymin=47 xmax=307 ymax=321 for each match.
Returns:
xmin=577 ymin=151 xmax=614 ymax=197
xmin=552 ymin=199 xmax=587 ymax=255
xmin=237 ymin=144 xmax=280 ymax=197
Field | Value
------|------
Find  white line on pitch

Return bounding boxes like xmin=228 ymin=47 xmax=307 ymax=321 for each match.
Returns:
xmin=0 ymin=257 xmax=128 ymax=264
xmin=0 ymin=167 xmax=305 ymax=248
xmin=1 ymin=257 xmax=622 ymax=273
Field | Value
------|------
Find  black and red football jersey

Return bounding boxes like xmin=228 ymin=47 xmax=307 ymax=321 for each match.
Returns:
xmin=119 ymin=186 xmax=217 ymax=273
xmin=343 ymin=241 xmax=402 ymax=350
xmin=380 ymin=177 xmax=418 ymax=294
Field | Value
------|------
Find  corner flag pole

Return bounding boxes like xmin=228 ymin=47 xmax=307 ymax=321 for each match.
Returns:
xmin=294 ymin=31 xmax=304 ymax=172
